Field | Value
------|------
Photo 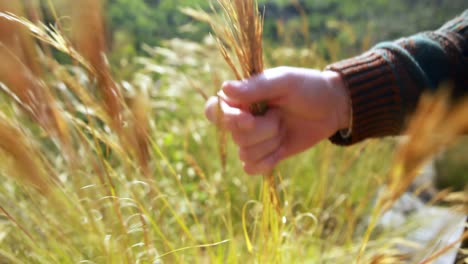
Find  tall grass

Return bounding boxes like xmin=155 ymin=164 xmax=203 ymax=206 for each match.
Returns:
xmin=360 ymin=91 xmax=468 ymax=263
xmin=0 ymin=1 xmax=465 ymax=264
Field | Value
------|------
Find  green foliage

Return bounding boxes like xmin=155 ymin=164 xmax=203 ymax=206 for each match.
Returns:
xmin=106 ymin=0 xmax=211 ymax=52
xmin=105 ymin=0 xmax=466 ymax=63
xmin=435 ymin=138 xmax=468 ymax=191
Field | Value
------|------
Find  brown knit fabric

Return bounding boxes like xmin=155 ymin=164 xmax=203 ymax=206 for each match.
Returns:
xmin=327 ymin=10 xmax=468 ymax=146
xmin=327 ymin=51 xmax=403 ymax=145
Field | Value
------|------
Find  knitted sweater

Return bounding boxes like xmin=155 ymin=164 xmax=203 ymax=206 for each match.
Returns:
xmin=328 ymin=10 xmax=468 ymax=145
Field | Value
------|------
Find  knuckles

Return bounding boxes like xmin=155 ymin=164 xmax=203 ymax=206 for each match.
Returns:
xmin=238 ymin=147 xmax=259 ymax=163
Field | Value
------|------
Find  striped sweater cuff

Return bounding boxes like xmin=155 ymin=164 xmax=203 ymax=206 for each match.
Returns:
xmin=326 ymin=51 xmax=404 ymax=145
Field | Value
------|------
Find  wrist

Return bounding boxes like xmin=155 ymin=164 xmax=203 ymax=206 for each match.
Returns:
xmin=323 ymin=70 xmax=351 ymax=132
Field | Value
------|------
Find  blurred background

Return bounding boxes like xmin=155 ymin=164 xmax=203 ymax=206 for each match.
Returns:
xmin=103 ymin=0 xmax=466 ymax=60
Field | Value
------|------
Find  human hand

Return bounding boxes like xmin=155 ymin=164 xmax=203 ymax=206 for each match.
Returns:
xmin=205 ymin=67 xmax=350 ymax=175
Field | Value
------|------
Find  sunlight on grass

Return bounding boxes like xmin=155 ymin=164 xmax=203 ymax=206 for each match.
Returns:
xmin=0 ymin=1 xmax=466 ymax=264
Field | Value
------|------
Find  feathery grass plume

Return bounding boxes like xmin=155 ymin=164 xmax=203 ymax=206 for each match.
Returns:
xmin=0 ymin=45 xmax=70 ymax=146
xmin=0 ymin=4 xmax=70 ymax=149
xmin=69 ymin=0 xmax=124 ymax=128
xmin=66 ymin=0 xmax=150 ymax=172
xmin=359 ymin=90 xmax=468 ymax=262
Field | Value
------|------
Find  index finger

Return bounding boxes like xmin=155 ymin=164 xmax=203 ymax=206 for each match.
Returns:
xmin=205 ymin=96 xmax=255 ymax=131
xmin=222 ymin=67 xmax=293 ymax=105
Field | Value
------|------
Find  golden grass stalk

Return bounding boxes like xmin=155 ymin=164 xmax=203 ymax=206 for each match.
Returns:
xmin=0 ymin=114 xmax=51 ymax=192
xmin=68 ymin=0 xmax=151 ymax=172
xmin=419 ymin=229 xmax=468 ymax=264
xmin=0 ymin=0 xmax=147 ymax=172
xmin=0 ymin=44 xmax=70 ymax=144
xmin=0 ymin=3 xmax=71 ymax=149
xmin=127 ymin=93 xmax=151 ymax=176
xmin=0 ymin=8 xmax=70 ymax=154
xmin=383 ymin=91 xmax=468 ymax=212
xmin=359 ymin=90 xmax=468 ymax=262
xmin=0 ymin=2 xmax=41 ymax=75
xmin=0 ymin=10 xmax=150 ymax=261
xmin=0 ymin=10 xmax=151 ymax=169
xmin=183 ymin=1 xmax=268 ymax=115
xmin=69 ymin=0 xmax=124 ymax=128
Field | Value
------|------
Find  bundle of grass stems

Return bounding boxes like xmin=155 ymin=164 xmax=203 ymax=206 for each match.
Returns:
xmin=184 ymin=0 xmax=282 ymax=261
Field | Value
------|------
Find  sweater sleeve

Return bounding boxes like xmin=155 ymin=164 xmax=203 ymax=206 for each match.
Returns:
xmin=327 ymin=9 xmax=468 ymax=146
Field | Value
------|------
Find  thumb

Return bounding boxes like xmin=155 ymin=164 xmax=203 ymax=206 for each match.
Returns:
xmin=222 ymin=70 xmax=289 ymax=104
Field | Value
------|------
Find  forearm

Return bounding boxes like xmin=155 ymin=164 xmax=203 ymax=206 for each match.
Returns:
xmin=327 ymin=9 xmax=468 ymax=145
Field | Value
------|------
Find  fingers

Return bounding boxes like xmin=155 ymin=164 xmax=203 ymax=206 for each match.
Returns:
xmin=235 ymin=110 xmax=284 ymax=175
xmin=242 ymin=147 xmax=284 ymax=175
xmin=238 ymin=133 xmax=284 ymax=175
xmin=205 ymin=96 xmax=254 ymax=131
xmin=238 ymin=132 xmax=282 ymax=162
xmin=205 ymin=95 xmax=285 ymax=176
xmin=222 ymin=67 xmax=293 ymax=105
xmin=231 ymin=110 xmax=280 ymax=147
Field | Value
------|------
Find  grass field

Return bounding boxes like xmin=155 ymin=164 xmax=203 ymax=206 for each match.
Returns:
xmin=0 ymin=1 xmax=466 ymax=263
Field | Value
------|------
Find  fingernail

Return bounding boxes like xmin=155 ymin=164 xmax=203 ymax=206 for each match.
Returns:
xmin=222 ymin=81 xmax=235 ymax=89
xmin=204 ymin=97 xmax=219 ymax=122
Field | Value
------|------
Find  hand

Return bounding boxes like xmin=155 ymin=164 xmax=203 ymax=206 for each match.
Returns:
xmin=205 ymin=67 xmax=350 ymax=175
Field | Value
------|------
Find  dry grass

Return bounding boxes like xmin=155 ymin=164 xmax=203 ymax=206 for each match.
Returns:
xmin=384 ymin=91 xmax=468 ymax=211
xmin=0 ymin=1 xmax=466 ymax=263
xmin=183 ymin=0 xmax=267 ymax=115
xmin=0 ymin=114 xmax=51 ymax=192
xmin=69 ymin=0 xmax=124 ymax=127
xmin=0 ymin=3 xmax=150 ymax=175
xmin=67 ymin=0 xmax=151 ymax=174
xmin=0 ymin=3 xmax=226 ymax=262
xmin=0 ymin=2 xmax=70 ymax=150
xmin=360 ymin=90 xmax=468 ymax=263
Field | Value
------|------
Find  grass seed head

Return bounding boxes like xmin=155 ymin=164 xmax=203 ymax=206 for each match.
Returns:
xmin=382 ymin=90 xmax=468 ymax=211
xmin=69 ymin=0 xmax=124 ymax=128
